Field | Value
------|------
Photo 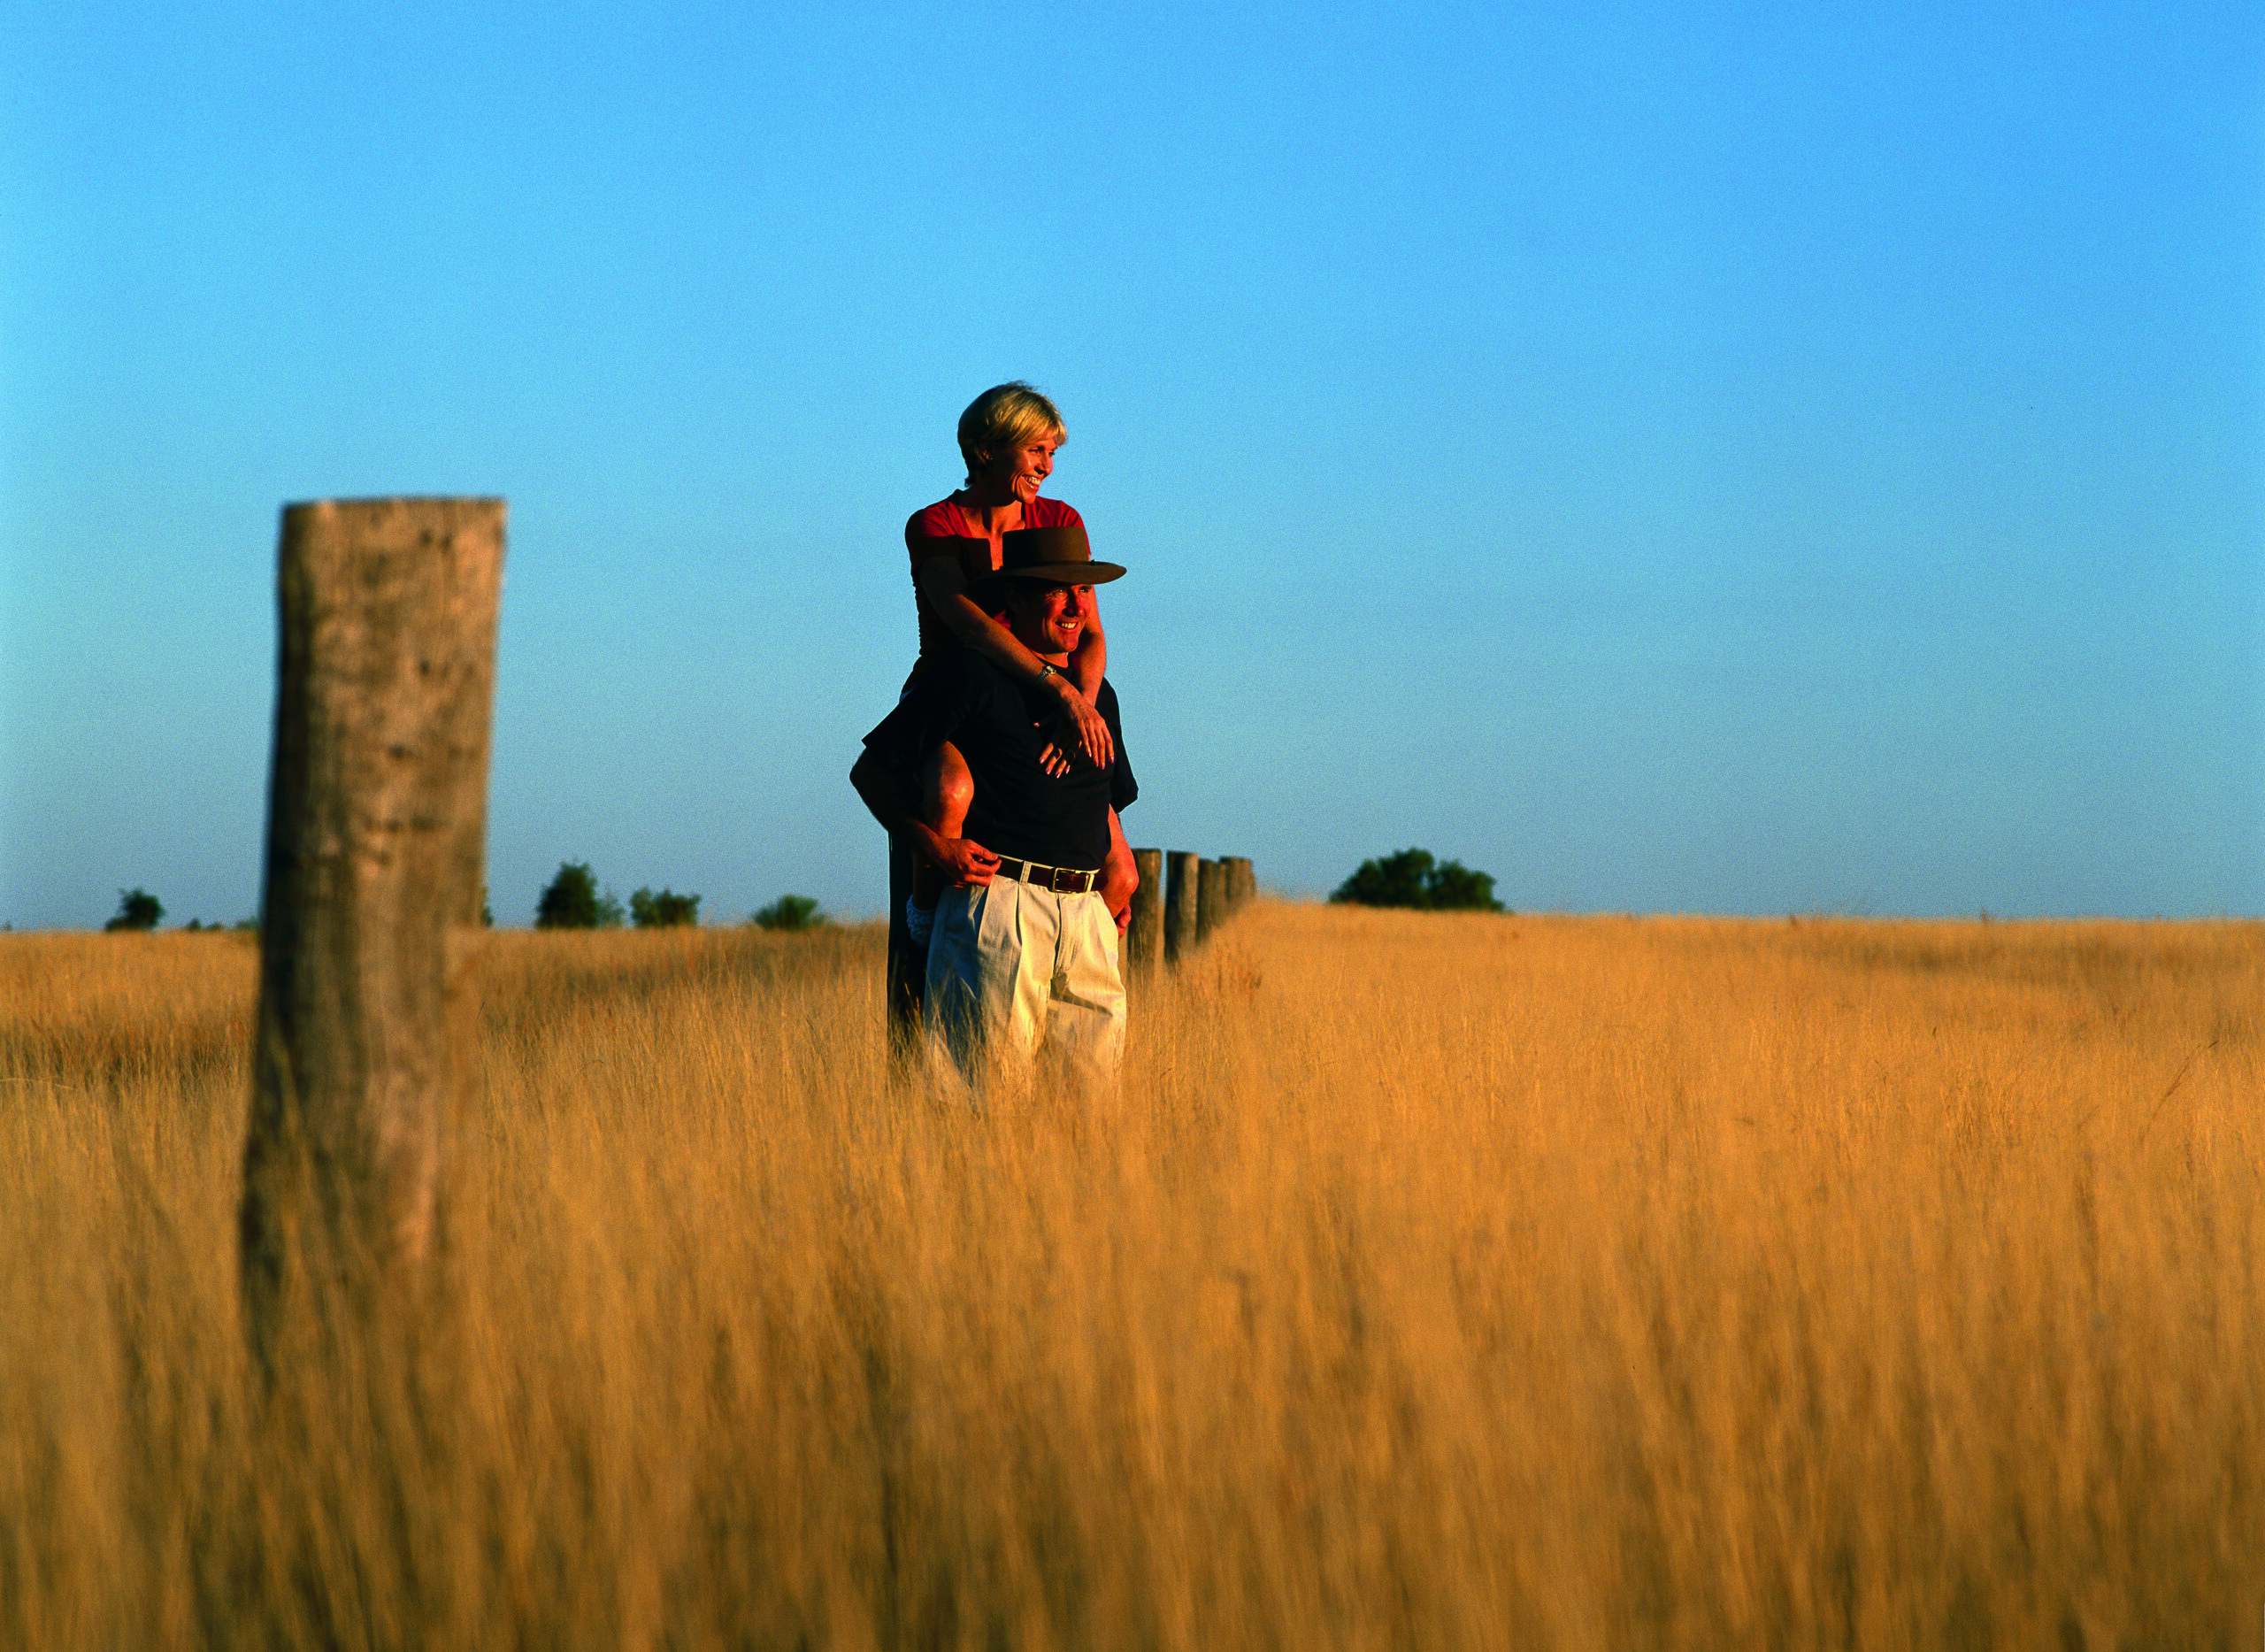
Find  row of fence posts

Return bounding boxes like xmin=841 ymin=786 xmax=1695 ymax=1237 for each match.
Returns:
xmin=1123 ymin=850 xmax=1255 ymax=973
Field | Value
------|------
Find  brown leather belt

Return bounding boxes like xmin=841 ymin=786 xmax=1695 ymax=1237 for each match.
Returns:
xmin=994 ymin=857 xmax=1101 ymax=895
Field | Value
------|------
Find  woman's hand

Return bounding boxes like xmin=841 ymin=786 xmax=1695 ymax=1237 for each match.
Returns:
xmin=1048 ymin=680 xmax=1114 ymax=769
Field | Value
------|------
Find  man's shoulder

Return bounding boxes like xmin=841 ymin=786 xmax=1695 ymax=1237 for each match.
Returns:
xmin=949 ymin=649 xmax=1025 ymax=699
xmin=914 ymin=646 xmax=1016 ymax=704
xmin=870 ymin=649 xmax=994 ymax=753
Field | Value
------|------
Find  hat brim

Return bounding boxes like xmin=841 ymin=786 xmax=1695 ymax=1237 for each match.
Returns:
xmin=979 ymin=561 xmax=1126 ymax=586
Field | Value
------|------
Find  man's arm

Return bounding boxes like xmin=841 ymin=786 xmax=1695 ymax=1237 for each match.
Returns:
xmin=851 ymin=747 xmax=1001 ymax=886
xmin=1102 ymin=809 xmax=1136 ymax=935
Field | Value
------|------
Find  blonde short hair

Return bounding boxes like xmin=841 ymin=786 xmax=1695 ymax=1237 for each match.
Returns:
xmin=957 ymin=381 xmax=1066 ymax=485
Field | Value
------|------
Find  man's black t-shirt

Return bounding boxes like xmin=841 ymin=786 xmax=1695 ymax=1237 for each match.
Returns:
xmin=864 ymin=653 xmax=1136 ymax=871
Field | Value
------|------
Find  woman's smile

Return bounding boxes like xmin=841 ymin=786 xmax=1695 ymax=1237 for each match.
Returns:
xmin=1001 ymin=436 xmax=1058 ymax=504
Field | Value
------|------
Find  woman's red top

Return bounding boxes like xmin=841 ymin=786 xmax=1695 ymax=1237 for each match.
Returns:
xmin=904 ymin=495 xmax=1086 ymax=663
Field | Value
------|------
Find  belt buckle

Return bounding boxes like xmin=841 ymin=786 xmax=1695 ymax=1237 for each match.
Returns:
xmin=1049 ymin=865 xmax=1076 ymax=894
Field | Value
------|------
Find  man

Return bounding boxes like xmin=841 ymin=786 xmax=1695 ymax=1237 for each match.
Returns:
xmin=853 ymin=524 xmax=1138 ymax=1097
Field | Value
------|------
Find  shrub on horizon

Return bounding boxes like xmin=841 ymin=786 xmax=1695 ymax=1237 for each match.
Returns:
xmin=1330 ymin=848 xmax=1506 ymax=914
xmin=630 ymin=887 xmax=701 ymax=928
xmin=1424 ymin=859 xmax=1506 ymax=913
xmin=536 ymin=862 xmax=625 ymax=930
xmin=104 ymin=888 xmax=164 ymax=932
xmin=751 ymin=895 xmax=825 ymax=934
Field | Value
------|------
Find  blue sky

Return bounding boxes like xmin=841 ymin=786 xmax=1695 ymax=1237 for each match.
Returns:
xmin=4 ymin=0 xmax=2258 ymax=926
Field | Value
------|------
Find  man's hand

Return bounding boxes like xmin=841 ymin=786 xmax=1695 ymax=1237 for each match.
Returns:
xmin=1102 ymin=821 xmax=1138 ymax=934
xmin=853 ymin=749 xmax=1000 ymax=887
xmin=924 ymin=834 xmax=1000 ymax=887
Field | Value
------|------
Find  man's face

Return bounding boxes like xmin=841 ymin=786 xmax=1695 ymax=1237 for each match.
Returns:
xmin=1008 ymin=580 xmax=1091 ymax=656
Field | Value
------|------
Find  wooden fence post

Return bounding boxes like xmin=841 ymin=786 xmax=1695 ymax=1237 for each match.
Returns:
xmin=1223 ymin=857 xmax=1255 ymax=916
xmin=1197 ymin=857 xmax=1225 ymax=944
xmin=1164 ymin=851 xmax=1200 ymax=963
xmin=240 ymin=497 xmax=505 ymax=1350
xmin=1127 ymin=848 xmax=1164 ymax=974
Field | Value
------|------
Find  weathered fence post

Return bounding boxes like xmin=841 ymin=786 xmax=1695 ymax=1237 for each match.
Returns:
xmin=1127 ymin=848 xmax=1164 ymax=974
xmin=240 ymin=497 xmax=505 ymax=1352
xmin=1164 ymin=851 xmax=1200 ymax=963
xmin=1223 ymin=857 xmax=1255 ymax=917
xmin=886 ymin=835 xmax=923 ymax=1063
xmin=1197 ymin=857 xmax=1225 ymax=944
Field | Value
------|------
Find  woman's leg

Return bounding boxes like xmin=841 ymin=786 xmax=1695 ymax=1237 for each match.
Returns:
xmin=910 ymin=741 xmax=976 ymax=911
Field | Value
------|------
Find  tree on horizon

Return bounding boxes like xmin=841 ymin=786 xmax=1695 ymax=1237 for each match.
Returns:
xmin=630 ymin=887 xmax=701 ymax=928
xmin=536 ymin=862 xmax=624 ymax=929
xmin=1330 ymin=849 xmax=1505 ymax=913
xmin=104 ymin=888 xmax=164 ymax=932
xmin=752 ymin=895 xmax=824 ymax=933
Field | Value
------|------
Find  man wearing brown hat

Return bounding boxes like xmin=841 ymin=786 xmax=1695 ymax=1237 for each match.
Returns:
xmin=852 ymin=524 xmax=1138 ymax=1095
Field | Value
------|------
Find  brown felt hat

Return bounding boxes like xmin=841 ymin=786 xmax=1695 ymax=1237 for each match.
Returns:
xmin=979 ymin=524 xmax=1125 ymax=587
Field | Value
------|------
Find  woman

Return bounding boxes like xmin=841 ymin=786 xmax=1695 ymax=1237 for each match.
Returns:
xmin=904 ymin=382 xmax=1113 ymax=772
xmin=886 ymin=384 xmax=1132 ymax=1033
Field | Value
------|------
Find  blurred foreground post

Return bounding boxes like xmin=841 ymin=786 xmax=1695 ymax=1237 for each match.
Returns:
xmin=1126 ymin=848 xmax=1164 ymax=975
xmin=1197 ymin=857 xmax=1225 ymax=944
xmin=241 ymin=497 xmax=505 ymax=1356
xmin=1164 ymin=851 xmax=1200 ymax=963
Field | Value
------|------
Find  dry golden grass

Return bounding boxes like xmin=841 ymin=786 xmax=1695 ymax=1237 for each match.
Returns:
xmin=2 ymin=907 xmax=2261 ymax=1649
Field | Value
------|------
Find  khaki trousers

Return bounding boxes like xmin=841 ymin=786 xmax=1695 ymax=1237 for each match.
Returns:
xmin=923 ymin=874 xmax=1126 ymax=1101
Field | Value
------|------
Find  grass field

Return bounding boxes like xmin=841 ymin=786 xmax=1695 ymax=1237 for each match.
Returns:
xmin=2 ymin=905 xmax=2260 ymax=1649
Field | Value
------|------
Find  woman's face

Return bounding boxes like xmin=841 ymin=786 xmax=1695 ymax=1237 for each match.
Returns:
xmin=984 ymin=430 xmax=1060 ymax=507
